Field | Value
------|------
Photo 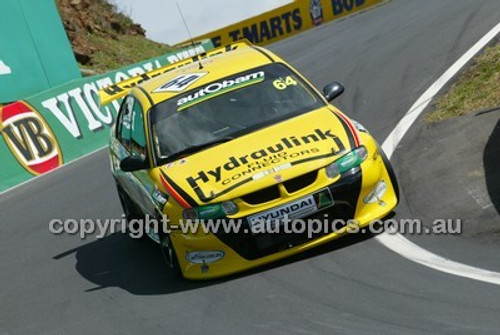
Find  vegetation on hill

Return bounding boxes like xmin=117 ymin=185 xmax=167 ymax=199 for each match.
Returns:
xmin=56 ymin=0 xmax=173 ymax=74
xmin=426 ymin=43 xmax=500 ymax=122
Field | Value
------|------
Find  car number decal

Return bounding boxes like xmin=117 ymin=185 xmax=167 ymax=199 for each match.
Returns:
xmin=154 ymin=72 xmax=208 ymax=93
xmin=272 ymin=75 xmax=298 ymax=90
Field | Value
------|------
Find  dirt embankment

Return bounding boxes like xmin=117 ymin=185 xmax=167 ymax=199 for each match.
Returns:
xmin=56 ymin=0 xmax=172 ymax=74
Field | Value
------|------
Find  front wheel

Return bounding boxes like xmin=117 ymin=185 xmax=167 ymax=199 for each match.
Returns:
xmin=159 ymin=232 xmax=182 ymax=277
xmin=116 ymin=182 xmax=142 ymax=223
xmin=115 ymin=182 xmax=151 ymax=241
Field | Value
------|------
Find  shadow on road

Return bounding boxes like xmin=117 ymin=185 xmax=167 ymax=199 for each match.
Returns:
xmin=53 ymin=226 xmax=379 ymax=295
xmin=484 ymin=118 xmax=500 ymax=216
xmin=53 ymin=233 xmax=219 ymax=295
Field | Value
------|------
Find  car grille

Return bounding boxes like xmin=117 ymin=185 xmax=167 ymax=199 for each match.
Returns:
xmin=241 ymin=170 xmax=319 ymax=205
xmin=283 ymin=170 xmax=317 ymax=193
xmin=241 ymin=185 xmax=280 ymax=205
xmin=214 ymin=168 xmax=363 ymax=260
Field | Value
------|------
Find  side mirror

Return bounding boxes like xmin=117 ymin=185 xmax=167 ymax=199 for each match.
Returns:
xmin=120 ymin=156 xmax=148 ymax=172
xmin=323 ymin=82 xmax=345 ymax=102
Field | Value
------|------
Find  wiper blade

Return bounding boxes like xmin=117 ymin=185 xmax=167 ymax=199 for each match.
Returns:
xmin=166 ymin=137 xmax=234 ymax=162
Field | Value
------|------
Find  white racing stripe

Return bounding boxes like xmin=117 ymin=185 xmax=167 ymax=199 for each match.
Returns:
xmin=376 ymin=22 xmax=500 ymax=286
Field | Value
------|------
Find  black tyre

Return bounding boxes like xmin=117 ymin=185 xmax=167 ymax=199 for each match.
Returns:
xmin=159 ymin=232 xmax=182 ymax=277
xmin=116 ymin=183 xmax=142 ymax=221
xmin=115 ymin=182 xmax=149 ymax=241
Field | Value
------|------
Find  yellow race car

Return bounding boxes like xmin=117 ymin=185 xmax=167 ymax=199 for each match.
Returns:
xmin=100 ymin=41 xmax=399 ymax=280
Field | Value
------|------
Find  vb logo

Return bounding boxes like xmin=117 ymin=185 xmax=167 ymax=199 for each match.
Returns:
xmin=1 ymin=102 xmax=63 ymax=175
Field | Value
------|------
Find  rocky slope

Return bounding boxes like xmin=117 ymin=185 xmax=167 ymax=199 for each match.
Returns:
xmin=56 ymin=0 xmax=172 ymax=74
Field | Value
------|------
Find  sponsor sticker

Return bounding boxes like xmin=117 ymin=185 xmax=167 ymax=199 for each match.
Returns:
xmin=310 ymin=0 xmax=324 ymax=26
xmin=248 ymin=188 xmax=335 ymax=229
xmin=1 ymin=101 xmax=63 ymax=175
xmin=152 ymin=188 xmax=168 ymax=207
xmin=185 ymin=250 xmax=225 ymax=264
xmin=248 ymin=195 xmax=318 ymax=227
xmin=186 ymin=128 xmax=346 ymax=191
xmin=177 ymin=71 xmax=265 ymax=109
xmin=252 ymin=163 xmax=292 ymax=181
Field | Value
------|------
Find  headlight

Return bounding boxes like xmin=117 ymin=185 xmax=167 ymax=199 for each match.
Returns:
xmin=325 ymin=162 xmax=340 ymax=179
xmin=221 ymin=201 xmax=238 ymax=215
xmin=183 ymin=201 xmax=238 ymax=220
xmin=326 ymin=146 xmax=368 ymax=179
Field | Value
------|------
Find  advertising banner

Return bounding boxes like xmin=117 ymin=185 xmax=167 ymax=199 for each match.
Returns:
xmin=186 ymin=0 xmax=382 ymax=47
xmin=0 ymin=41 xmax=214 ymax=193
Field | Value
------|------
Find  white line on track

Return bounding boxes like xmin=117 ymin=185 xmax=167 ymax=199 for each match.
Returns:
xmin=376 ymin=22 xmax=500 ymax=286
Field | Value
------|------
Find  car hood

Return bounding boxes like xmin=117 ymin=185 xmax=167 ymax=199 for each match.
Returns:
xmin=159 ymin=107 xmax=357 ymax=205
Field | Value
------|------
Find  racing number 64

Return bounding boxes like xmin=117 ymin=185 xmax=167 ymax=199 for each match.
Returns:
xmin=273 ymin=76 xmax=298 ymax=90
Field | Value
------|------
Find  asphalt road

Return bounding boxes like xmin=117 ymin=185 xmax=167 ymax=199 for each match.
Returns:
xmin=1 ymin=1 xmax=500 ymax=334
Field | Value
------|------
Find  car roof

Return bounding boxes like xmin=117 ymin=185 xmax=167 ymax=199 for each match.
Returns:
xmin=139 ymin=45 xmax=277 ymax=105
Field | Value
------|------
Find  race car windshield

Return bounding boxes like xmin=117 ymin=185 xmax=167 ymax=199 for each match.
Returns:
xmin=151 ymin=63 xmax=325 ymax=162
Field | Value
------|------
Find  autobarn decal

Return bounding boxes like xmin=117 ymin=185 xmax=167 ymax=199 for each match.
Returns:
xmin=177 ymin=71 xmax=265 ymax=109
xmin=186 ymin=128 xmax=346 ymax=199
xmin=1 ymin=101 xmax=63 ymax=175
